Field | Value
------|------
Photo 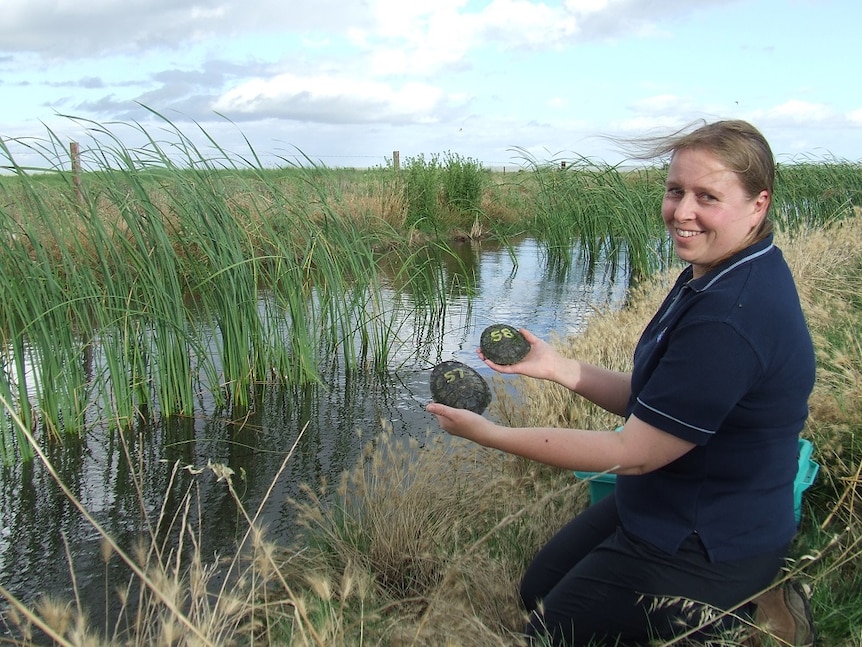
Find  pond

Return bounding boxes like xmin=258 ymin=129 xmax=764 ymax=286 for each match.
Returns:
xmin=0 ymin=236 xmax=629 ymax=637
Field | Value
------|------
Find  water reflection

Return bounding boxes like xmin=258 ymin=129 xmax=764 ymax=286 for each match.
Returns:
xmin=0 ymin=237 xmax=628 ymax=635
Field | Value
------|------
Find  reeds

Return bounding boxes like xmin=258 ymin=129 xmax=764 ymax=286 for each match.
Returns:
xmin=402 ymin=151 xmax=488 ymax=235
xmin=1 ymin=117 xmax=460 ymax=453
xmin=514 ymin=150 xmax=673 ymax=283
xmin=516 ymin=149 xmax=862 ymax=285
xmin=773 ymin=156 xmax=862 ymax=231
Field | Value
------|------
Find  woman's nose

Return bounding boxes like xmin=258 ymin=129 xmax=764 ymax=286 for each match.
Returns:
xmin=674 ymin=193 xmax=696 ymax=221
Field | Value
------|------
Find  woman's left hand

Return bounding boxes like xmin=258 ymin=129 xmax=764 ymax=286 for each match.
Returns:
xmin=426 ymin=402 xmax=497 ymax=445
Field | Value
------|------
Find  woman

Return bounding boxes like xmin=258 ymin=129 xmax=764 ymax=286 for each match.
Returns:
xmin=426 ymin=120 xmax=817 ymax=645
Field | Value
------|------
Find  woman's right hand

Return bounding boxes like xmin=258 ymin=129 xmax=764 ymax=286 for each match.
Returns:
xmin=478 ymin=328 xmax=565 ymax=382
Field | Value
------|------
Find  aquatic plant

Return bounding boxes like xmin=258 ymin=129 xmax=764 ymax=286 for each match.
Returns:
xmin=0 ymin=116 xmax=461 ymax=456
xmin=512 ymin=149 xmax=672 ymax=283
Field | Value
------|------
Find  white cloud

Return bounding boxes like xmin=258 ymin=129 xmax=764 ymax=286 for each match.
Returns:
xmin=212 ymin=73 xmax=449 ymax=124
xmin=2 ymin=0 xmax=859 ymax=167
xmin=0 ymin=0 xmax=374 ymax=56
xmin=756 ymin=100 xmax=834 ymax=124
xmin=565 ymin=0 xmax=612 ymax=11
xmin=479 ymin=0 xmax=580 ymax=46
xmin=0 ymin=0 xmax=734 ymax=74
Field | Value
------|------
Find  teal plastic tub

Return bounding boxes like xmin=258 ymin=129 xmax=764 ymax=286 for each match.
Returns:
xmin=572 ymin=470 xmax=617 ymax=505
xmin=574 ymin=438 xmax=819 ymax=525
xmin=794 ymin=438 xmax=819 ymax=524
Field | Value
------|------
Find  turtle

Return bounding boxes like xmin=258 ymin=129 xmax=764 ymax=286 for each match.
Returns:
xmin=480 ymin=323 xmax=530 ymax=365
xmin=429 ymin=360 xmax=492 ymax=414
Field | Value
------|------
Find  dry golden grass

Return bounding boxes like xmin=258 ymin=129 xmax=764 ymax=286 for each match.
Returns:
xmin=283 ymin=424 xmax=588 ymax=646
xmin=779 ymin=220 xmax=862 ymax=489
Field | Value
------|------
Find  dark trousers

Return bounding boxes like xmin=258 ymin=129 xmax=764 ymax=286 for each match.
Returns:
xmin=520 ymin=495 xmax=787 ymax=646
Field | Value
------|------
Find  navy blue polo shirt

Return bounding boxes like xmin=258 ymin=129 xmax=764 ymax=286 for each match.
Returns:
xmin=618 ymin=234 xmax=815 ymax=562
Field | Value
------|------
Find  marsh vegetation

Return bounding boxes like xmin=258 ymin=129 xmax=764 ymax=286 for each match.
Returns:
xmin=1 ymin=117 xmax=861 ymax=644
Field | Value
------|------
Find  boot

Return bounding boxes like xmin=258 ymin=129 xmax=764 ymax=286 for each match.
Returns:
xmin=747 ymin=580 xmax=817 ymax=646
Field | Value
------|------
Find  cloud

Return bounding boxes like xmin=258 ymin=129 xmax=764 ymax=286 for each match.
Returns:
xmin=352 ymin=0 xmax=684 ymax=77
xmin=572 ymin=0 xmax=743 ymax=39
xmin=0 ymin=0 xmax=754 ymax=135
xmin=212 ymin=73 xmax=456 ymax=124
xmin=0 ymin=0 xmax=375 ymax=57
xmin=479 ymin=0 xmax=580 ymax=47
xmin=44 ymin=76 xmax=107 ymax=89
xmin=3 ymin=0 xmax=856 ymax=169
xmin=0 ymin=0 xmax=738 ymax=63
xmin=754 ymin=100 xmax=835 ymax=125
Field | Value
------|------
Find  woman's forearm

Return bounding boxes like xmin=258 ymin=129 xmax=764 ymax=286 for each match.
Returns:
xmin=550 ymin=358 xmax=632 ymax=417
xmin=455 ymin=415 xmax=693 ymax=474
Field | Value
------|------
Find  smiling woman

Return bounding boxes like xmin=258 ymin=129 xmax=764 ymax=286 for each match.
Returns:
xmin=427 ymin=120 xmax=818 ymax=646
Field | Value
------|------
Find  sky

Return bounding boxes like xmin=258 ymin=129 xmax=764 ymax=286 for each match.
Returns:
xmin=1 ymin=0 xmax=860 ymax=171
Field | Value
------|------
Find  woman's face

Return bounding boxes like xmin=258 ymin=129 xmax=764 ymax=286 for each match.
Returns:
xmin=662 ymin=147 xmax=769 ymax=278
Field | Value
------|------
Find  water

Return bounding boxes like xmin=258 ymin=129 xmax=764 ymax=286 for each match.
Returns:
xmin=0 ymin=237 xmax=628 ymax=638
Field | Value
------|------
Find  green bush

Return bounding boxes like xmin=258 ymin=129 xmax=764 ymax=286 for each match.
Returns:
xmin=400 ymin=152 xmax=487 ymax=233
xmin=441 ymin=151 xmax=485 ymax=215
xmin=402 ymin=152 xmax=442 ymax=230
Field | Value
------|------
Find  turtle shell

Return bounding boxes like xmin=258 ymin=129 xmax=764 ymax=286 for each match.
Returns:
xmin=429 ymin=360 xmax=491 ymax=414
xmin=480 ymin=324 xmax=530 ymax=365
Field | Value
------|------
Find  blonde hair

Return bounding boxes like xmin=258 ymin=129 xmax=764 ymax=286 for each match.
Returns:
xmin=630 ymin=119 xmax=775 ymax=243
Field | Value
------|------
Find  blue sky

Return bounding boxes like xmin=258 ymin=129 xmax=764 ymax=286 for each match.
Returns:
xmin=1 ymin=0 xmax=859 ymax=170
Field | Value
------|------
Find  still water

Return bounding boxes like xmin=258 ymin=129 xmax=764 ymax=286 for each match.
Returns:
xmin=0 ymin=237 xmax=628 ymax=636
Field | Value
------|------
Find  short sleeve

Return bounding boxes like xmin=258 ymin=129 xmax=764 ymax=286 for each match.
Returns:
xmin=631 ymin=320 xmax=762 ymax=444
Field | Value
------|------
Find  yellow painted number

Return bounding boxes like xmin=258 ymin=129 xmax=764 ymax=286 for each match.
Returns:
xmin=444 ymin=368 xmax=466 ymax=383
xmin=490 ymin=327 xmax=515 ymax=343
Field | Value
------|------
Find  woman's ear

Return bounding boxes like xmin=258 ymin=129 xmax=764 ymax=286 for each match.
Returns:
xmin=751 ymin=189 xmax=770 ymax=226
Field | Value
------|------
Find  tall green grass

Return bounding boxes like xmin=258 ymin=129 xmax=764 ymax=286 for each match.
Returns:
xmin=517 ymin=149 xmax=862 ymax=283
xmin=773 ymin=157 xmax=862 ymax=231
xmin=0 ymin=117 xmax=460 ymax=456
xmin=514 ymin=150 xmax=672 ymax=282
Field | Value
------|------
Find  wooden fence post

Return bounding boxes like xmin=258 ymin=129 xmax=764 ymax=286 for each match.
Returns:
xmin=70 ymin=141 xmax=83 ymax=204
xmin=393 ymin=150 xmax=400 ymax=171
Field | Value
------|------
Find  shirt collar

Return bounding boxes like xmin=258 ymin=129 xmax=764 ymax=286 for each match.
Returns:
xmin=687 ymin=234 xmax=775 ymax=293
